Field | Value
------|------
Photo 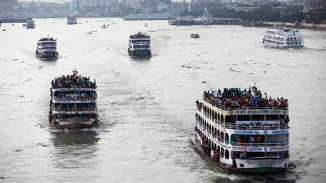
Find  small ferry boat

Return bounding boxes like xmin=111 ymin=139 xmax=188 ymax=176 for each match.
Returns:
xmin=128 ymin=32 xmax=151 ymax=56
xmin=262 ymin=27 xmax=303 ymax=47
xmin=67 ymin=17 xmax=77 ymax=25
xmin=191 ymin=33 xmax=200 ymax=38
xmin=192 ymin=86 xmax=296 ymax=174
xmin=49 ymin=69 xmax=100 ymax=129
xmin=36 ymin=36 xmax=58 ymax=58
xmin=26 ymin=20 xmax=35 ymax=29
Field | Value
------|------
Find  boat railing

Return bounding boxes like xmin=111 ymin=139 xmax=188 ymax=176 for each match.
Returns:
xmin=197 ymin=124 xmax=289 ymax=147
xmin=202 ymin=97 xmax=288 ymax=111
xmin=54 ymin=97 xmax=96 ymax=102
xmin=55 ymin=118 xmax=95 ymax=122
xmin=52 ymin=107 xmax=95 ymax=112
xmin=225 ymin=123 xmax=289 ymax=130
xmin=232 ymin=141 xmax=289 ymax=147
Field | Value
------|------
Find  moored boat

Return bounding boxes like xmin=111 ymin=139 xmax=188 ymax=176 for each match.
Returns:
xmin=128 ymin=32 xmax=151 ymax=57
xmin=262 ymin=27 xmax=304 ymax=47
xmin=49 ymin=69 xmax=100 ymax=129
xmin=192 ymin=86 xmax=295 ymax=175
xmin=36 ymin=36 xmax=58 ymax=58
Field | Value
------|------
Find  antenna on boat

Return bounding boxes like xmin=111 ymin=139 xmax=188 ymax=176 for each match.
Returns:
xmin=264 ymin=106 xmax=267 ymax=157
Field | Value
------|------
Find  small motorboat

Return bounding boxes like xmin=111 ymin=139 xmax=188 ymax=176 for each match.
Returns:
xmin=191 ymin=33 xmax=200 ymax=38
xmin=102 ymin=24 xmax=107 ymax=28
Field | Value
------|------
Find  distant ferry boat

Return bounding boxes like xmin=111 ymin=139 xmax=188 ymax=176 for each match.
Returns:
xmin=49 ymin=69 xmax=100 ymax=129
xmin=262 ymin=27 xmax=304 ymax=47
xmin=26 ymin=20 xmax=35 ymax=29
xmin=36 ymin=36 xmax=58 ymax=58
xmin=128 ymin=32 xmax=151 ymax=56
xmin=67 ymin=17 xmax=77 ymax=24
xmin=124 ymin=13 xmax=173 ymax=20
xmin=0 ymin=16 xmax=31 ymax=23
xmin=192 ymin=86 xmax=296 ymax=174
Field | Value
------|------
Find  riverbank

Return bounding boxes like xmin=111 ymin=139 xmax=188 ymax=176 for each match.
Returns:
xmin=241 ymin=21 xmax=326 ymax=30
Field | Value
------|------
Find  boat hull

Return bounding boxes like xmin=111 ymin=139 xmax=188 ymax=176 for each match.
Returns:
xmin=263 ymin=42 xmax=303 ymax=48
xmin=49 ymin=118 xmax=100 ymax=129
xmin=36 ymin=51 xmax=58 ymax=58
xmin=128 ymin=49 xmax=151 ymax=56
xmin=190 ymin=134 xmax=294 ymax=175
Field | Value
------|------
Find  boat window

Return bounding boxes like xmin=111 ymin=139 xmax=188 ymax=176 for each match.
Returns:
xmin=225 ymin=150 xmax=229 ymax=159
xmin=237 ymin=115 xmax=250 ymax=121
xmin=266 ymin=115 xmax=277 ymax=120
xmin=251 ymin=115 xmax=264 ymax=121
xmin=221 ymin=115 xmax=224 ymax=122
xmin=225 ymin=133 xmax=229 ymax=145
xmin=221 ymin=147 xmax=224 ymax=158
xmin=279 ymin=115 xmax=286 ymax=119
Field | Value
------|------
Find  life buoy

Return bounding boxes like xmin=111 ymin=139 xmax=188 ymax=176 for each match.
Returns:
xmin=252 ymin=86 xmax=257 ymax=92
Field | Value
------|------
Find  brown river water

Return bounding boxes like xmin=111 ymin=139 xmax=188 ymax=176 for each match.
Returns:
xmin=0 ymin=18 xmax=326 ymax=182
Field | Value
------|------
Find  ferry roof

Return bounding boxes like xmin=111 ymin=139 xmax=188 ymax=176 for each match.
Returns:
xmin=129 ymin=32 xmax=150 ymax=39
xmin=201 ymin=87 xmax=289 ymax=116
xmin=51 ymin=69 xmax=96 ymax=90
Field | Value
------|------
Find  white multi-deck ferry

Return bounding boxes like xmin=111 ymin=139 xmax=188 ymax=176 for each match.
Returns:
xmin=67 ymin=17 xmax=77 ymax=24
xmin=26 ymin=20 xmax=35 ymax=29
xmin=49 ymin=69 xmax=100 ymax=129
xmin=128 ymin=32 xmax=151 ymax=56
xmin=262 ymin=27 xmax=303 ymax=47
xmin=192 ymin=86 xmax=296 ymax=174
xmin=36 ymin=36 xmax=58 ymax=58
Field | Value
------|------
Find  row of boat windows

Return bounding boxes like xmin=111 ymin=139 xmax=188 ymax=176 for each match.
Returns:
xmin=264 ymin=36 xmax=302 ymax=41
xmin=52 ymin=91 xmax=96 ymax=101
xmin=196 ymin=115 xmax=288 ymax=144
xmin=37 ymin=47 xmax=56 ymax=50
xmin=197 ymin=112 xmax=289 ymax=133
xmin=197 ymin=131 xmax=288 ymax=160
xmin=129 ymin=41 xmax=150 ymax=44
xmin=199 ymin=103 xmax=287 ymax=123
xmin=51 ymin=103 xmax=96 ymax=111
xmin=129 ymin=45 xmax=150 ymax=49
xmin=37 ymin=43 xmax=56 ymax=46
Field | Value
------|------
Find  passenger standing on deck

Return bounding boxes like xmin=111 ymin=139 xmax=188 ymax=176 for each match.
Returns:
xmin=232 ymin=153 xmax=237 ymax=167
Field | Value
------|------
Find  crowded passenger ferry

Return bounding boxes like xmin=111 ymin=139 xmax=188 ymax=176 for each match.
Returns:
xmin=36 ymin=36 xmax=58 ymax=58
xmin=262 ymin=27 xmax=303 ymax=47
xmin=49 ymin=69 xmax=100 ymax=129
xmin=67 ymin=17 xmax=77 ymax=24
xmin=191 ymin=85 xmax=296 ymax=174
xmin=128 ymin=32 xmax=151 ymax=56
